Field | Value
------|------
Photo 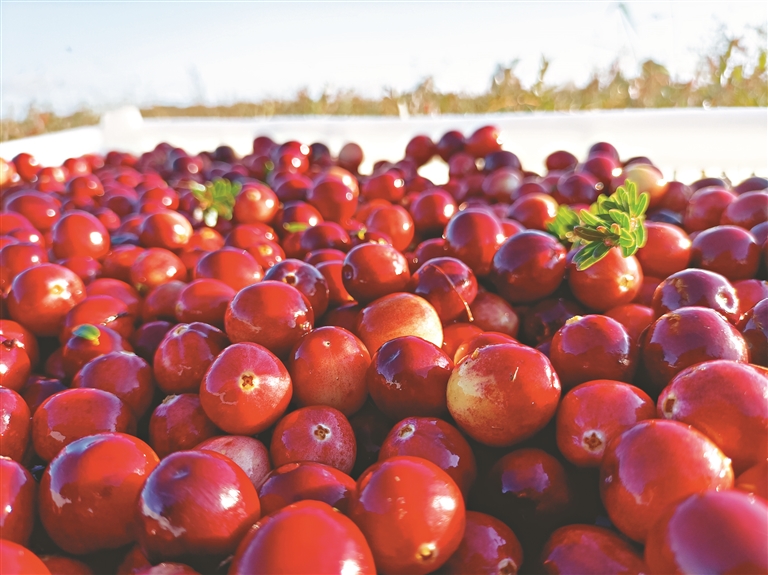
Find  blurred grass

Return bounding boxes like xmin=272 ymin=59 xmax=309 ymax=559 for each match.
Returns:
xmin=2 ymin=30 xmax=766 ymax=142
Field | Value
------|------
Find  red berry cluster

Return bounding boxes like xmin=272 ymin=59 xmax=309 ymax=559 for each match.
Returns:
xmin=0 ymin=128 xmax=766 ymax=574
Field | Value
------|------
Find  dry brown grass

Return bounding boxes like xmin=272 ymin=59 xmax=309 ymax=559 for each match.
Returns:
xmin=2 ymin=32 xmax=765 ymax=142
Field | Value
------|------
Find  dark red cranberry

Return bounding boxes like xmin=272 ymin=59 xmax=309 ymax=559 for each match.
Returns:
xmin=604 ymin=303 xmax=655 ymax=343
xmin=409 ymin=257 xmax=477 ymax=322
xmin=194 ymin=247 xmax=263 ymax=291
xmin=130 ymin=320 xmax=173 ymax=362
xmin=153 ymin=322 xmax=228 ymax=394
xmin=365 ymin=204 xmax=415 ymax=252
xmin=0 ymin=457 xmax=35 ymax=546
xmin=0 ymin=388 xmax=31 ymax=462
xmin=0 ymin=243 xmax=48 ymax=294
xmin=174 ymin=278 xmax=235 ymax=328
xmin=552 ymin=172 xmax=602 ymax=205
xmin=636 ymin=221 xmax=691 ymax=278
xmin=541 ymin=524 xmax=647 ymax=574
xmin=568 ymin=248 xmax=643 ymax=312
xmin=149 ymin=393 xmax=219 ymax=458
xmin=129 ymin=248 xmax=186 ymax=295
xmin=257 ymin=461 xmax=356 ymax=515
xmin=506 ymin=193 xmax=558 ymax=231
xmin=444 ymin=208 xmax=505 ymax=277
xmin=0 ymin=339 xmax=31 ymax=393
xmin=409 ymin=189 xmax=457 ymax=237
xmin=194 ymin=435 xmax=271 ymax=489
xmin=263 ymin=258 xmax=330 ymax=317
xmin=521 ymin=297 xmax=585 ymax=346
xmin=453 ymin=332 xmax=518 ymax=364
xmin=684 ymin=187 xmax=737 ymax=232
xmin=306 ymin=170 xmax=359 ymax=224
xmin=441 ymin=511 xmax=523 ymax=575
xmin=546 ymin=150 xmax=578 ymax=172
xmin=740 ymin=298 xmax=768 ymax=366
xmin=232 ymin=182 xmax=279 ymax=225
xmin=467 ymin=291 xmax=520 ymax=337
xmin=651 ymin=268 xmax=740 ymax=324
xmin=690 ymin=224 xmax=761 ymax=280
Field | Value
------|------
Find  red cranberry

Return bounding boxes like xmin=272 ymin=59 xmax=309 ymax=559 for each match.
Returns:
xmin=453 ymin=331 xmax=518 ymax=363
xmin=641 ymin=307 xmax=749 ymax=391
xmin=0 ymin=540 xmax=50 ymax=575
xmin=7 ymin=263 xmax=86 ymax=337
xmin=135 ymin=450 xmax=261 ymax=566
xmin=441 ymin=511 xmax=523 ymax=575
xmin=4 ymin=190 xmax=60 ymax=231
xmin=735 ymin=279 xmax=768 ymax=317
xmin=130 ymin=320 xmax=173 ymax=362
xmin=87 ymin=278 xmax=141 ymax=317
xmin=306 ymin=170 xmax=359 ymax=224
xmin=0 ymin=242 xmax=48 ymax=294
xmin=194 ymin=435 xmax=271 ymax=489
xmin=355 ymin=292 xmax=443 ymax=353
xmin=736 ymin=460 xmax=768 ymax=500
xmin=546 ymin=150 xmax=578 ymax=172
xmin=138 ymin=210 xmax=193 ymax=250
xmin=550 ymin=315 xmax=637 ymax=389
xmin=0 ymin=338 xmax=31 ymax=393
xmin=0 ymin=388 xmax=31 ymax=462
xmin=287 ymin=326 xmax=370 ymax=416
xmin=553 ymin=172 xmax=602 ymax=205
xmin=225 ymin=281 xmax=314 ymax=357
xmin=506 ymin=193 xmax=558 ymax=231
xmin=364 ymin=204 xmax=414 ymax=253
xmin=257 ymin=461 xmax=356 ymax=515
xmin=604 ymin=303 xmax=655 ymax=344
xmin=690 ymin=224 xmax=761 ymax=280
xmin=409 ymin=189 xmax=457 ymax=237
xmin=0 ymin=320 xmax=38 ymax=369
xmin=174 ymin=278 xmax=235 ymax=328
xmin=0 ymin=457 xmax=35 ymax=546
xmin=556 ymin=380 xmax=655 ymax=467
xmin=721 ymin=190 xmax=768 ymax=228
xmin=447 ymin=343 xmax=561 ymax=447
xmin=339 ymin=243 xmax=409 ymax=304
xmin=129 ymin=248 xmax=186 ymax=295
xmin=521 ymin=297 xmax=585 ymax=346
xmin=409 ymin=257 xmax=477 ymax=322
xmin=350 ymin=456 xmax=465 ymax=574
xmin=541 ymin=524 xmax=647 ymax=574
xmin=644 ymin=490 xmax=768 ymax=574
xmin=636 ymin=221 xmax=691 ymax=277
xmin=600 ymin=419 xmax=734 ymax=542
xmin=316 ymin=259 xmax=354 ymax=307
xmin=444 ymin=208 xmax=505 ymax=277
xmin=263 ymin=258 xmax=330 ymax=316
xmin=232 ymin=182 xmax=278 ymax=225
xmin=366 ymin=336 xmax=453 ymax=420
xmin=142 ymin=280 xmax=186 ymax=323
xmin=652 ymin=268 xmax=740 ymax=324
xmin=270 ymin=405 xmax=356 ymax=474
xmin=153 ymin=322 xmax=228 ymax=394
xmin=194 ymin=247 xmax=263 ymax=291
xmin=61 ymin=324 xmax=129 ymax=379
xmin=39 ymin=432 xmax=159 ymax=554
xmin=436 ymin=130 xmax=465 ymax=161
xmin=230 ymin=500 xmax=374 ymax=574
xmin=441 ymin=322 xmax=483 ymax=359
xmin=149 ymin=393 xmax=219 ymax=458
xmin=60 ymin=294 xmax=134 ymax=344
xmin=200 ymin=342 xmax=292 ymax=435
xmin=568 ymin=248 xmax=643 ymax=312
xmin=658 ymin=360 xmax=767 ymax=474
xmin=684 ymin=187 xmax=737 ymax=232
xmin=741 ymin=298 xmax=768 ymax=366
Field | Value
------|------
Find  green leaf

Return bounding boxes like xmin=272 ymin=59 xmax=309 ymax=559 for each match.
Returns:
xmin=634 ymin=219 xmax=647 ymax=248
xmin=72 ymin=324 xmax=100 ymax=342
xmin=578 ymin=209 xmax=601 ymax=227
xmin=634 ymin=192 xmax=650 ymax=218
xmin=573 ymin=226 xmax=608 ymax=242
xmin=546 ymin=205 xmax=580 ymax=242
xmin=283 ymin=221 xmax=311 ymax=234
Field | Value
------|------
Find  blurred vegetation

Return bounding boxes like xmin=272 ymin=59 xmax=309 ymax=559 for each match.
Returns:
xmin=2 ymin=29 xmax=766 ymax=142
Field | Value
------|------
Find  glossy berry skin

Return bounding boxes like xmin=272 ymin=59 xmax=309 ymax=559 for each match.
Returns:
xmin=690 ymin=224 xmax=761 ymax=280
xmin=39 ymin=432 xmax=159 ymax=555
xmin=61 ymin=324 xmax=130 ymax=379
xmin=568 ymin=249 xmax=643 ymax=312
xmin=540 ymin=524 xmax=647 ymax=575
xmin=71 ymin=351 xmax=155 ymax=418
xmin=447 ymin=343 xmax=561 ymax=447
xmin=0 ymin=539 xmax=51 ymax=575
xmin=444 ymin=208 xmax=506 ymax=277
xmin=441 ymin=511 xmax=523 ymax=575
xmin=684 ymin=187 xmax=737 ymax=232
xmin=741 ymin=298 xmax=768 ymax=366
xmin=550 ymin=315 xmax=637 ymax=390
xmin=0 ymin=339 xmax=31 ymax=393
xmin=194 ymin=247 xmax=263 ymax=291
xmin=442 ymin=322 xmax=483 ymax=359
xmin=135 ymin=450 xmax=261 ymax=565
xmin=153 ymin=323 xmax=229 ymax=395
xmin=225 ymin=281 xmax=314 ymax=358
xmin=546 ymin=150 xmax=578 ymax=172
xmin=263 ymin=258 xmax=329 ymax=317
xmin=365 ymin=204 xmax=414 ymax=253
xmin=230 ymin=500 xmax=375 ymax=575
xmin=465 ymin=125 xmax=502 ymax=158
xmin=645 ymin=490 xmax=768 ymax=574
xmin=129 ymin=248 xmax=187 ymax=294
xmin=60 ymin=294 xmax=135 ymax=344
xmin=194 ymin=435 xmax=271 ymax=489
xmin=721 ymin=190 xmax=768 ymax=228
xmin=481 ymin=448 xmax=573 ymax=549
xmin=341 ymin=243 xmax=410 ymax=304
xmin=651 ymin=268 xmax=740 ymax=324
xmin=453 ymin=331 xmax=517 ymax=363
xmin=556 ymin=380 xmax=655 ymax=467
xmin=736 ymin=460 xmax=768 ymax=500
xmin=200 ymin=342 xmax=292 ymax=435
xmin=355 ymin=293 xmax=443 ymax=353
xmin=270 ymin=406 xmax=356 ymax=474
xmin=636 ymin=221 xmax=691 ymax=278
xmin=7 ymin=263 xmax=86 ymax=337
xmin=307 ymin=171 xmax=359 ymax=224
xmin=287 ymin=326 xmax=370 ymax=416
xmin=600 ymin=419 xmax=734 ymax=543
xmin=257 ymin=461 xmax=356 ymax=516
xmin=130 ymin=320 xmax=173 ymax=362
xmin=0 ymin=388 xmax=30 ymax=462
xmin=0 ymin=242 xmax=49 ymax=294
xmin=604 ymin=303 xmax=655 ymax=344
xmin=641 ymin=307 xmax=749 ymax=392
xmin=149 ymin=393 xmax=220 ymax=458
xmin=521 ymin=297 xmax=586 ymax=346
xmin=379 ymin=417 xmax=476 ymax=497
xmin=409 ymin=189 xmax=457 ymax=237
xmin=367 ymin=336 xmax=453 ymax=420
xmin=0 ymin=457 xmax=35 ymax=546
xmin=658 ymin=360 xmax=768 ymax=474
xmin=552 ymin=172 xmax=602 ymax=205
xmin=32 ymin=387 xmax=136 ymax=462
xmin=506 ymin=192 xmax=558 ymax=231
xmin=174 ymin=278 xmax=235 ymax=328
xmin=233 ymin=182 xmax=279 ymax=224
xmin=349 ymin=456 xmax=466 ymax=574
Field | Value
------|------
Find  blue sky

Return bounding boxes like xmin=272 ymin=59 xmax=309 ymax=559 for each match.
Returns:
xmin=1 ymin=1 xmax=765 ymax=118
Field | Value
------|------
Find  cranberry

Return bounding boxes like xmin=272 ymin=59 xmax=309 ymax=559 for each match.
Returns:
xmin=481 ymin=448 xmax=573 ymax=549
xmin=0 ymin=458 xmax=35 ymax=546
xmin=0 ymin=539 xmax=51 ymax=575
xmin=453 ymin=331 xmax=518 ymax=363
xmin=444 ymin=208 xmax=505 ymax=276
xmin=316 ymin=259 xmax=354 ymax=307
xmin=0 ymin=320 xmax=39 ymax=369
xmin=339 ymin=243 xmax=409 ymax=304
xmin=0 ymin=388 xmax=31 ymax=462
xmin=441 ymin=511 xmax=523 ymax=575
xmin=568 ymin=248 xmax=643 ymax=312
xmin=71 ymin=351 xmax=155 ymax=418
xmin=467 ymin=291 xmax=520 ymax=337
xmin=135 ymin=450 xmax=261 ymax=566
xmin=149 ymin=393 xmax=219 ymax=458
xmin=550 ymin=315 xmax=637 ymax=389
xmin=87 ymin=277 xmax=141 ymax=317
xmin=60 ymin=294 xmax=134 ymax=344
xmin=645 ymin=490 xmax=768 ymax=574
xmin=363 ymin=204 xmax=414 ymax=253
xmin=7 ymin=263 xmax=86 ymax=337
xmin=736 ymin=460 xmax=768 ymax=500
xmin=481 ymin=168 xmax=522 ymax=203
xmin=635 ymin=221 xmax=691 ymax=277
xmin=232 ymin=182 xmax=278 ymax=224
xmin=39 ymin=432 xmax=159 ymax=554
xmin=4 ymin=190 xmax=61 ymax=231
xmin=306 ymin=170 xmax=359 ymax=224
xmin=506 ymin=193 xmax=558 ymax=231
xmin=194 ymin=435 xmax=271 ymax=489
xmin=604 ymin=303 xmax=655 ymax=343
xmin=409 ymin=189 xmax=457 ymax=237
xmin=734 ymin=279 xmax=768 ymax=317
xmin=409 ymin=257 xmax=477 ymax=322
xmin=447 ymin=343 xmax=561 ymax=446
xmin=600 ymin=419 xmax=734 ymax=542
xmin=257 ymin=461 xmax=356 ymax=515
xmin=0 ymin=242 xmax=49 ymax=294
xmin=129 ymin=248 xmax=186 ymax=294
xmin=684 ymin=187 xmax=737 ymax=232
xmin=137 ymin=210 xmax=192 ymax=250
xmin=230 ymin=500 xmax=374 ymax=574
xmin=20 ymin=376 xmax=65 ymax=415
xmin=658 ymin=360 xmax=767 ymax=474
xmin=540 ymin=524 xmax=647 ymax=574
xmin=263 ymin=258 xmax=330 ymax=316
xmin=225 ymin=281 xmax=314 ymax=357
xmin=441 ymin=322 xmax=483 ymax=359
xmin=287 ymin=326 xmax=370 ymax=416
xmin=355 ymin=292 xmax=443 ymax=353
xmin=194 ymin=247 xmax=263 ymax=291
xmin=130 ymin=320 xmax=173 ymax=362
xmin=174 ymin=278 xmax=235 ymax=328
xmin=741 ymin=298 xmax=768 ymax=366
xmin=615 ymin=163 xmax=667 ymax=208
xmin=350 ymin=456 xmax=465 ymax=574
xmin=521 ymin=297 xmax=585 ymax=346
xmin=61 ymin=324 xmax=129 ymax=379
xmin=0 ymin=338 xmax=31 ymax=393
xmin=200 ymin=342 xmax=292 ymax=435
xmin=652 ymin=268 xmax=740 ymax=324
xmin=690 ymin=224 xmax=761 ymax=280
xmin=720 ymin=190 xmax=768 ymax=228
xmin=361 ymin=171 xmax=405 ymax=203
xmin=553 ymin=172 xmax=602 ymax=205
xmin=641 ymin=307 xmax=749 ymax=391
xmin=151 ymin=322 xmax=226 ymax=394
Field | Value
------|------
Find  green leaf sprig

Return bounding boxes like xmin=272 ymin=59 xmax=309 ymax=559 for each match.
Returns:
xmin=546 ymin=179 xmax=649 ymax=270
xmin=189 ymin=178 xmax=242 ymax=227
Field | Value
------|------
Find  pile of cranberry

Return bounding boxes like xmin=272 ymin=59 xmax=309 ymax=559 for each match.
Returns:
xmin=0 ymin=125 xmax=766 ymax=575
